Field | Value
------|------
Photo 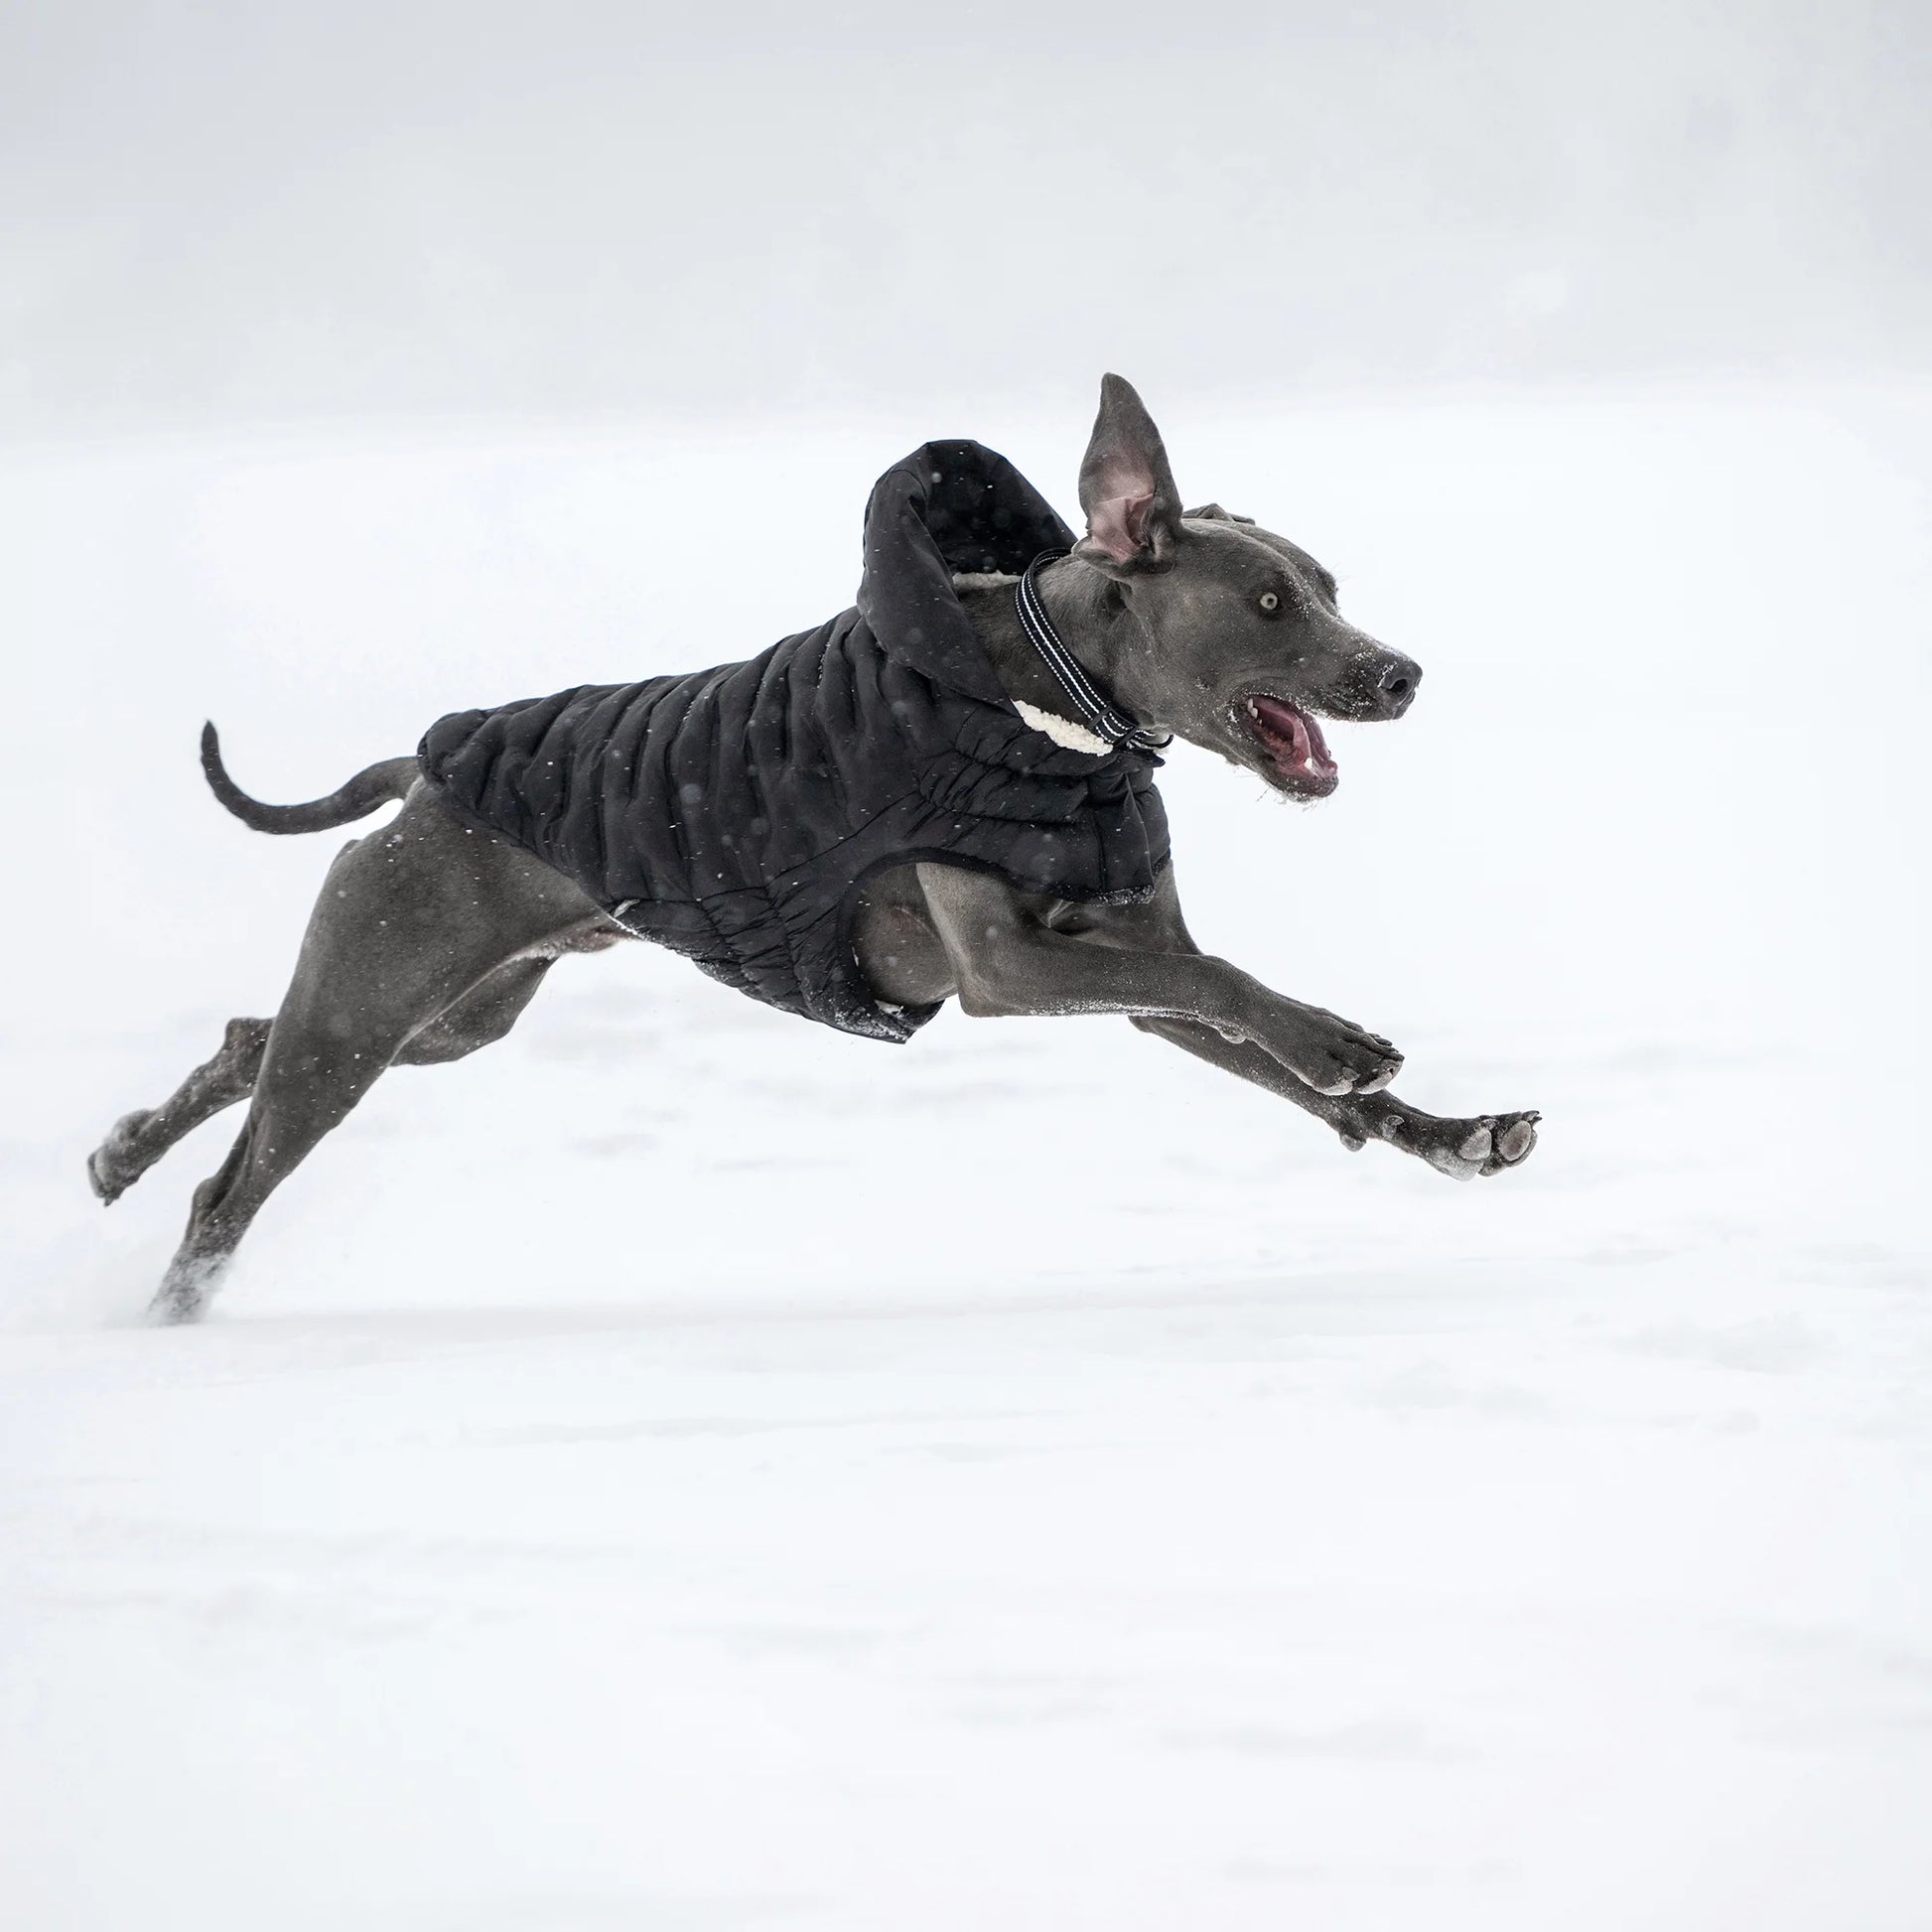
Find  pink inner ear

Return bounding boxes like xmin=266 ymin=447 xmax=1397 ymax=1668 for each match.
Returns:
xmin=1086 ymin=490 xmax=1156 ymax=563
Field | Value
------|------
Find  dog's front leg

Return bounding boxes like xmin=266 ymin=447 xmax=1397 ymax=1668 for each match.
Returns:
xmin=916 ymin=864 xmax=1401 ymax=1098
xmin=1129 ymin=1016 xmax=1538 ymax=1179
xmin=914 ymin=864 xmax=1536 ymax=1178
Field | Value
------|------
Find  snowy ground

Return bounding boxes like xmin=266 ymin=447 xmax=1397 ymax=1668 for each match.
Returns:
xmin=3 ymin=387 xmax=1930 ymax=1928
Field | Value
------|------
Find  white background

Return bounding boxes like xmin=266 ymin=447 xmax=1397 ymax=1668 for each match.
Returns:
xmin=3 ymin=6 xmax=1930 ymax=1927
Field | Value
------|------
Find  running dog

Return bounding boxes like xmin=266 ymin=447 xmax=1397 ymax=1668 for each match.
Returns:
xmin=91 ymin=376 xmax=1538 ymax=1320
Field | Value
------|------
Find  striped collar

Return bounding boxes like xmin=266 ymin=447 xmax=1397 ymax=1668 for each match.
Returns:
xmin=1013 ymin=551 xmax=1173 ymax=754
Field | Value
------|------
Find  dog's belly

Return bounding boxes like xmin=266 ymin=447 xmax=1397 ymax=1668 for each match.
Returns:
xmin=848 ymin=866 xmax=958 ymax=1008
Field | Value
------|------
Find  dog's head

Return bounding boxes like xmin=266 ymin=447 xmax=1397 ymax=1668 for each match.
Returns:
xmin=1072 ymin=374 xmax=1420 ymax=800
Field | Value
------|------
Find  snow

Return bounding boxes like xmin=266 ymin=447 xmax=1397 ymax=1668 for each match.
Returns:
xmin=3 ymin=387 xmax=1929 ymax=1928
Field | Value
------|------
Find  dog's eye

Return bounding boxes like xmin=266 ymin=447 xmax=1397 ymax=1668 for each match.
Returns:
xmin=1258 ymin=591 xmax=1281 ymax=613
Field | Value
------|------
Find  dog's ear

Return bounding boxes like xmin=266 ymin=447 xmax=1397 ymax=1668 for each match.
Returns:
xmin=1184 ymin=502 xmax=1256 ymax=525
xmin=1075 ymin=374 xmax=1182 ymax=572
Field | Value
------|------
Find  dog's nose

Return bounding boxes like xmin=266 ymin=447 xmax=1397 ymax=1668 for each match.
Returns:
xmin=1375 ymin=655 xmax=1421 ymax=718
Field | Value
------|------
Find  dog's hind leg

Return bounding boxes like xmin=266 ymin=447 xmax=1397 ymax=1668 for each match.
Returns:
xmin=88 ymin=1017 xmax=272 ymax=1204
xmin=149 ymin=1065 xmax=382 ymax=1324
xmin=150 ymin=1025 xmax=412 ymax=1323
xmin=147 ymin=789 xmax=612 ymax=1323
xmin=395 ymin=909 xmax=625 ymax=1067
xmin=393 ymin=956 xmax=555 ymax=1065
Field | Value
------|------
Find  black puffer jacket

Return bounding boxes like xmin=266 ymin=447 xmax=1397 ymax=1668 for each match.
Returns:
xmin=418 ymin=442 xmax=1169 ymax=1041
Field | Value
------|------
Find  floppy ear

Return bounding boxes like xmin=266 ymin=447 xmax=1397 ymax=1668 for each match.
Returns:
xmin=1075 ymin=373 xmax=1182 ymax=571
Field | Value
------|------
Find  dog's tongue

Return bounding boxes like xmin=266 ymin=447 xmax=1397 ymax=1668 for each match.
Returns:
xmin=1253 ymin=695 xmax=1337 ymax=782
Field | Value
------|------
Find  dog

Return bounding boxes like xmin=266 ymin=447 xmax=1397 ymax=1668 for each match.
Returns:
xmin=91 ymin=376 xmax=1537 ymax=1321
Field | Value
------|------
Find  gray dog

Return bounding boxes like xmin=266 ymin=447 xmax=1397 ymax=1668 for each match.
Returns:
xmin=91 ymin=377 xmax=1537 ymax=1321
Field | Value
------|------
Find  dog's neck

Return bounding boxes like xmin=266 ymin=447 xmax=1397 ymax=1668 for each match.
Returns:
xmin=952 ymin=559 xmax=1165 ymax=747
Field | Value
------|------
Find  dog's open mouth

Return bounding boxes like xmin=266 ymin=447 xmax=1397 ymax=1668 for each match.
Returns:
xmin=1238 ymin=694 xmax=1339 ymax=797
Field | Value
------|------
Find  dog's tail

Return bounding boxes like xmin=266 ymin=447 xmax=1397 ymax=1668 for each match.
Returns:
xmin=201 ymin=722 xmax=420 ymax=835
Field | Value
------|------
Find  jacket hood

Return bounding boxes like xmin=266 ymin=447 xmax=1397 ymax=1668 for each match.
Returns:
xmin=856 ymin=441 xmax=1075 ymax=708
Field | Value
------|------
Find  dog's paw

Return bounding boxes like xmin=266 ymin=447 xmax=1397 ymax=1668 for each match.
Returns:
xmin=1383 ymin=1108 xmax=1540 ymax=1179
xmin=146 ymin=1289 xmax=207 ymax=1326
xmin=1278 ymin=1006 xmax=1403 ymax=1097
xmin=146 ymin=1265 xmax=215 ymax=1325
xmin=87 ymin=1111 xmax=153 ymax=1205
